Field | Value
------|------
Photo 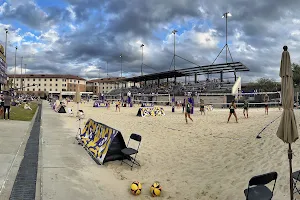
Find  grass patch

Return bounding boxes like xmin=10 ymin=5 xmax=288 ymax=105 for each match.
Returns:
xmin=1 ymin=102 xmax=39 ymax=121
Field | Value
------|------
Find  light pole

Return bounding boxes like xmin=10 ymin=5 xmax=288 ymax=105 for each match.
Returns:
xmin=140 ymin=44 xmax=144 ymax=76
xmin=14 ymin=46 xmax=17 ymax=89
xmin=21 ymin=56 xmax=23 ymax=91
xmin=222 ymin=12 xmax=232 ymax=64
xmin=120 ymin=54 xmax=123 ymax=90
xmin=171 ymin=30 xmax=177 ymax=113
xmin=24 ymin=64 xmax=26 ymax=92
xmin=120 ymin=54 xmax=123 ymax=78
xmin=212 ymin=12 xmax=235 ymax=81
xmin=4 ymin=28 xmax=8 ymax=57
xmin=172 ymin=30 xmax=177 ymax=71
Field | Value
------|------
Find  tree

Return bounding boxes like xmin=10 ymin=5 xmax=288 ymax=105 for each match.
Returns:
xmin=292 ymin=63 xmax=300 ymax=87
xmin=247 ymin=78 xmax=280 ymax=92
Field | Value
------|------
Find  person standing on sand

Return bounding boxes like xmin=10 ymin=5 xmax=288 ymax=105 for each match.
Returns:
xmin=243 ymin=100 xmax=249 ymax=118
xmin=227 ymin=100 xmax=238 ymax=123
xmin=116 ymin=100 xmax=121 ymax=112
xmin=264 ymin=94 xmax=269 ymax=115
xmin=3 ymin=91 xmax=12 ymax=120
xmin=200 ymin=99 xmax=205 ymax=115
xmin=185 ymin=98 xmax=193 ymax=123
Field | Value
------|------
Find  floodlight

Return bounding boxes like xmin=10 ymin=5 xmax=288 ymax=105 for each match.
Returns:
xmin=222 ymin=12 xmax=232 ymax=18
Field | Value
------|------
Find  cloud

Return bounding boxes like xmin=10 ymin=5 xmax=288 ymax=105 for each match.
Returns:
xmin=0 ymin=1 xmax=53 ymax=30
xmin=2 ymin=0 xmax=300 ymax=83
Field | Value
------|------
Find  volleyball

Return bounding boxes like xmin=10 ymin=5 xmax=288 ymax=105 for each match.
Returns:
xmin=150 ymin=182 xmax=162 ymax=197
xmin=130 ymin=181 xmax=142 ymax=195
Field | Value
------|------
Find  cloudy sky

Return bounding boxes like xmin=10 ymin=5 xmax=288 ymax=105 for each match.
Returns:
xmin=0 ymin=0 xmax=299 ymax=82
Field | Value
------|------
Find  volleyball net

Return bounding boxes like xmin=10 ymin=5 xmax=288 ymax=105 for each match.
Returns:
xmin=132 ymin=93 xmax=171 ymax=105
xmin=103 ymin=94 xmax=122 ymax=101
xmin=196 ymin=91 xmax=281 ymax=108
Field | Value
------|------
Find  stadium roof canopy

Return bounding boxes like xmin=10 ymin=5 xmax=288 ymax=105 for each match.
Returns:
xmin=123 ymin=61 xmax=249 ymax=82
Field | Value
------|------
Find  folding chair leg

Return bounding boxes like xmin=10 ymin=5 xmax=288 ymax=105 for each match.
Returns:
xmin=293 ymin=180 xmax=300 ymax=194
xmin=120 ymin=154 xmax=125 ymax=165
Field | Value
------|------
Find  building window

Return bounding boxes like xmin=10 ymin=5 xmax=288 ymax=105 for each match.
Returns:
xmin=39 ymin=79 xmax=41 ymax=81
xmin=22 ymin=79 xmax=24 ymax=81
xmin=50 ymin=89 xmax=52 ymax=91
xmin=27 ymin=89 xmax=29 ymax=91
xmin=56 ymin=79 xmax=58 ymax=81
xmin=55 ymin=89 xmax=57 ymax=91
xmin=50 ymin=79 xmax=52 ymax=81
xmin=70 ymin=80 xmax=72 ymax=83
xmin=16 ymin=79 xmax=18 ymax=81
xmin=33 ymin=88 xmax=35 ymax=91
xmin=50 ymin=84 xmax=52 ymax=86
xmin=44 ymin=89 xmax=46 ymax=91
xmin=16 ymin=84 xmax=18 ymax=86
xmin=44 ymin=84 xmax=46 ymax=86
xmin=111 ymin=87 xmax=112 ymax=89
xmin=38 ymin=89 xmax=41 ymax=91
xmin=44 ymin=79 xmax=46 ymax=81
xmin=55 ymin=84 xmax=58 ymax=86
xmin=103 ymin=87 xmax=104 ymax=89
xmin=106 ymin=87 xmax=108 ymax=89
xmin=38 ymin=84 xmax=41 ymax=86
xmin=27 ymin=84 xmax=29 ymax=86
xmin=94 ymin=87 xmax=97 ymax=90
xmin=33 ymin=79 xmax=35 ymax=81
xmin=27 ymin=79 xmax=30 ymax=81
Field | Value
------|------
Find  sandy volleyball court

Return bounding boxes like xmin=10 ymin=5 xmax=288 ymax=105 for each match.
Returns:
xmin=60 ymin=102 xmax=300 ymax=200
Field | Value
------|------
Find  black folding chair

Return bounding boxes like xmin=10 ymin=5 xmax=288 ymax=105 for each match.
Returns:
xmin=292 ymin=170 xmax=300 ymax=194
xmin=244 ymin=172 xmax=278 ymax=200
xmin=120 ymin=133 xmax=142 ymax=170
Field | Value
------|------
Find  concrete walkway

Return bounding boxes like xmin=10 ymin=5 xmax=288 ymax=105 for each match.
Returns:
xmin=40 ymin=101 xmax=126 ymax=200
xmin=0 ymin=118 xmax=32 ymax=200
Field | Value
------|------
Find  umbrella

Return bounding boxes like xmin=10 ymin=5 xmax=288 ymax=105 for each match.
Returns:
xmin=74 ymin=83 xmax=81 ymax=113
xmin=75 ymin=84 xmax=81 ymax=104
xmin=276 ymin=45 xmax=299 ymax=200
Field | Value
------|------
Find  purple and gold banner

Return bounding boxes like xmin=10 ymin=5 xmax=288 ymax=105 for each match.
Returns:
xmin=0 ymin=50 xmax=7 ymax=84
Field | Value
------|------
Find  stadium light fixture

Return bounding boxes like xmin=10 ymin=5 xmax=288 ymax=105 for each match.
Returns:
xmin=222 ymin=12 xmax=232 ymax=18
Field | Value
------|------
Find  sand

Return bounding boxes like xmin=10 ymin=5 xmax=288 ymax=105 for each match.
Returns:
xmin=60 ymin=102 xmax=300 ymax=200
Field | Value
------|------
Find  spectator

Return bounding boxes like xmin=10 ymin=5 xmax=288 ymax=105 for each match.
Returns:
xmin=3 ymin=91 xmax=12 ymax=120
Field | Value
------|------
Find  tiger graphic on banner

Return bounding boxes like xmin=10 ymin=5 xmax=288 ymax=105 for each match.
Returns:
xmin=77 ymin=118 xmax=126 ymax=165
xmin=136 ymin=107 xmax=165 ymax=117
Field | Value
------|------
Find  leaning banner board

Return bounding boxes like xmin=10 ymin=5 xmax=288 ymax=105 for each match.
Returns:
xmin=137 ymin=107 xmax=165 ymax=117
xmin=0 ymin=45 xmax=7 ymax=85
xmin=77 ymin=118 xmax=126 ymax=165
